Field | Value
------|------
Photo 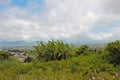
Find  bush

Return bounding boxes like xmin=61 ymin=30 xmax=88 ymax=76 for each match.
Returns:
xmin=75 ymin=45 xmax=89 ymax=55
xmin=24 ymin=57 xmax=33 ymax=63
xmin=0 ymin=51 xmax=12 ymax=61
xmin=105 ymin=40 xmax=120 ymax=64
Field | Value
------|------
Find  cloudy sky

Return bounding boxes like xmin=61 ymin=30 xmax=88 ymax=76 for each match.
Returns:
xmin=0 ymin=0 xmax=120 ymax=43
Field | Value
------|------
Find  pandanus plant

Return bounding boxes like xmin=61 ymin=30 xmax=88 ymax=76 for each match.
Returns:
xmin=34 ymin=39 xmax=75 ymax=61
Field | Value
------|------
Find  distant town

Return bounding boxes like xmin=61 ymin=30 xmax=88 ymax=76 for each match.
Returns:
xmin=0 ymin=46 xmax=34 ymax=62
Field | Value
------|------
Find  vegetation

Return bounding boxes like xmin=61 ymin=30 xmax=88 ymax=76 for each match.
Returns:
xmin=105 ymin=40 xmax=120 ymax=65
xmin=0 ymin=40 xmax=120 ymax=80
xmin=33 ymin=40 xmax=75 ymax=61
xmin=0 ymin=51 xmax=12 ymax=61
xmin=75 ymin=45 xmax=89 ymax=55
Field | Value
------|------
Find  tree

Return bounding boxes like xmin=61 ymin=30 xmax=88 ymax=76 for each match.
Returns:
xmin=105 ymin=40 xmax=120 ymax=64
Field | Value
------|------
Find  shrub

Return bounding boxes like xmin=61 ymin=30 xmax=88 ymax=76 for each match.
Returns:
xmin=0 ymin=51 xmax=12 ymax=61
xmin=105 ymin=40 xmax=120 ymax=64
xmin=75 ymin=45 xmax=89 ymax=55
xmin=24 ymin=57 xmax=33 ymax=63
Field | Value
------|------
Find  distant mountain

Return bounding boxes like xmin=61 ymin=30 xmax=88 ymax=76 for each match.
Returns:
xmin=0 ymin=40 xmax=36 ymax=46
xmin=0 ymin=40 xmax=111 ymax=47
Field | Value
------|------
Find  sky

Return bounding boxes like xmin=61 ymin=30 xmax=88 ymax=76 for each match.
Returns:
xmin=0 ymin=0 xmax=120 ymax=43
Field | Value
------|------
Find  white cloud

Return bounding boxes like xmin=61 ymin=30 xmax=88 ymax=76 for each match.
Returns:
xmin=0 ymin=0 xmax=120 ymax=43
xmin=102 ymin=0 xmax=120 ymax=14
xmin=109 ymin=26 xmax=120 ymax=40
xmin=89 ymin=32 xmax=113 ymax=41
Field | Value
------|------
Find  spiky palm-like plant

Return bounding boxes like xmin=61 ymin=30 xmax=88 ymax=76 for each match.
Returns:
xmin=34 ymin=40 xmax=75 ymax=61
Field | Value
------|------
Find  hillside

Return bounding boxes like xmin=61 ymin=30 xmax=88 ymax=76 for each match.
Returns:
xmin=0 ymin=40 xmax=120 ymax=80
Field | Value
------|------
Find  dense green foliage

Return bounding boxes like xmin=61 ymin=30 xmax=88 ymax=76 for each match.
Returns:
xmin=34 ymin=40 xmax=75 ymax=61
xmin=24 ymin=56 xmax=33 ymax=63
xmin=0 ymin=51 xmax=12 ymax=61
xmin=105 ymin=40 xmax=120 ymax=64
xmin=75 ymin=45 xmax=90 ymax=55
xmin=0 ymin=40 xmax=120 ymax=80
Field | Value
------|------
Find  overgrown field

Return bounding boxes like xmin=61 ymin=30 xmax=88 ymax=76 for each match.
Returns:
xmin=0 ymin=40 xmax=120 ymax=80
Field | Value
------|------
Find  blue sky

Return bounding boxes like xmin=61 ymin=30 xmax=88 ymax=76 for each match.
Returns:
xmin=92 ymin=20 xmax=120 ymax=33
xmin=11 ymin=0 xmax=29 ymax=7
xmin=11 ymin=0 xmax=44 ymax=7
xmin=0 ymin=5 xmax=4 ymax=10
xmin=0 ymin=0 xmax=44 ymax=10
xmin=0 ymin=0 xmax=120 ymax=43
